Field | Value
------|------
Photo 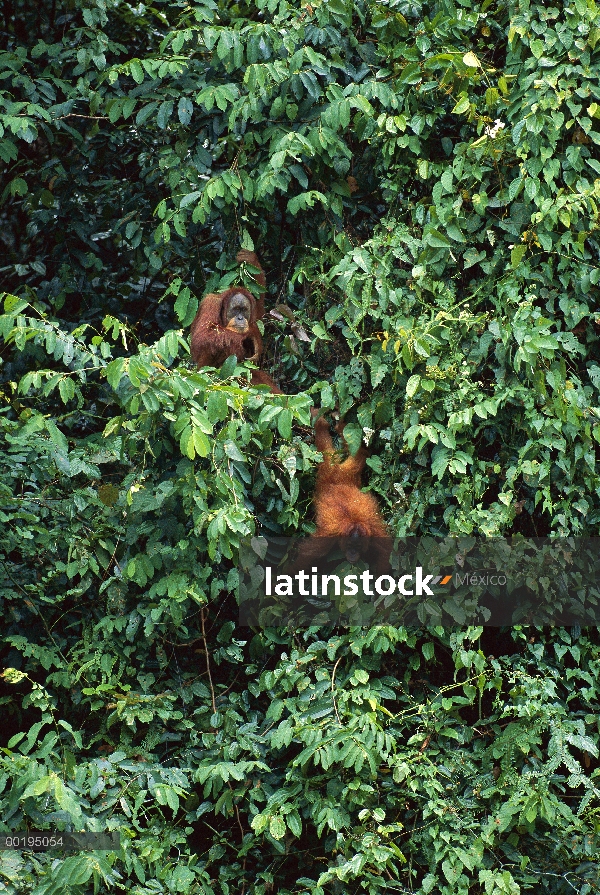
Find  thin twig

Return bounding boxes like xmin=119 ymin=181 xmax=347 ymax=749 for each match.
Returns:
xmin=57 ymin=114 xmax=108 ymax=120
xmin=228 ymin=784 xmax=245 ymax=843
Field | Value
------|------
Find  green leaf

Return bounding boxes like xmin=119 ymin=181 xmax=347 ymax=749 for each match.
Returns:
xmin=207 ymin=391 xmax=229 ymax=422
xmin=10 ymin=177 xmax=27 ymax=196
xmin=452 ymin=94 xmax=470 ymax=115
xmin=58 ymin=378 xmax=75 ymax=404
xmin=445 ymin=222 xmax=465 ymax=243
xmin=530 ymin=39 xmax=544 ymax=59
xmin=129 ymin=59 xmax=144 ymax=84
xmin=431 ymin=447 xmax=449 ymax=479
xmin=440 ymin=169 xmax=453 ymax=192
xmin=54 ymin=778 xmax=82 ymax=816
xmin=135 ymin=101 xmax=158 ymax=125
xmin=46 ymin=420 xmax=68 ymax=454
xmin=406 ymin=374 xmax=421 ymax=398
xmin=287 ymin=811 xmax=302 ymax=838
xmin=269 ymin=815 xmax=286 ymax=840
xmin=193 ymin=428 xmax=211 ymax=457
xmin=426 ymin=228 xmax=451 ymax=248
xmin=122 ymin=97 xmax=136 ymax=119
xmin=399 ymin=62 xmax=422 ymax=84
xmin=219 ymin=355 xmax=238 ymax=378
xmin=180 ymin=190 xmax=202 ymax=209
xmin=178 ymin=96 xmax=194 ymax=125
xmin=277 ymin=409 xmax=293 ymax=439
xmin=511 ymin=244 xmax=526 ymax=267
xmin=251 ymin=814 xmax=269 ymax=834
xmin=422 ymin=642 xmax=434 ymax=660
xmin=157 ymin=101 xmax=174 ymax=129
xmin=105 ymin=358 xmax=126 ymax=389
xmin=174 ymin=286 xmax=192 ymax=321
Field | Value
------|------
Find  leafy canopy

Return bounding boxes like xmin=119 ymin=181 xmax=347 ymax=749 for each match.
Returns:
xmin=0 ymin=0 xmax=599 ymax=893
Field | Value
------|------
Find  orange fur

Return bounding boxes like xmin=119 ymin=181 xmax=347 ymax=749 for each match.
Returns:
xmin=287 ymin=415 xmax=389 ymax=574
xmin=189 ymin=289 xmax=262 ymax=368
xmin=313 ymin=416 xmax=388 ymax=540
xmin=189 ymin=251 xmax=283 ymax=393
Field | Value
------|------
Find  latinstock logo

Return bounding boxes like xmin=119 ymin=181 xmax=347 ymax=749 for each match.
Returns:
xmin=264 ymin=565 xmax=453 ymax=598
xmin=239 ymin=536 xmax=600 ymax=628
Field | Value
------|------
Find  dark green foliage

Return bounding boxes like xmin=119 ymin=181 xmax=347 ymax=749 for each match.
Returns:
xmin=1 ymin=0 xmax=599 ymax=893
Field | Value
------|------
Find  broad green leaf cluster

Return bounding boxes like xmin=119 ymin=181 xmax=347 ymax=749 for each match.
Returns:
xmin=1 ymin=0 xmax=599 ymax=893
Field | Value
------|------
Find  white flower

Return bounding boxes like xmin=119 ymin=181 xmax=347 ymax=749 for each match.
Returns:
xmin=484 ymin=119 xmax=506 ymax=139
